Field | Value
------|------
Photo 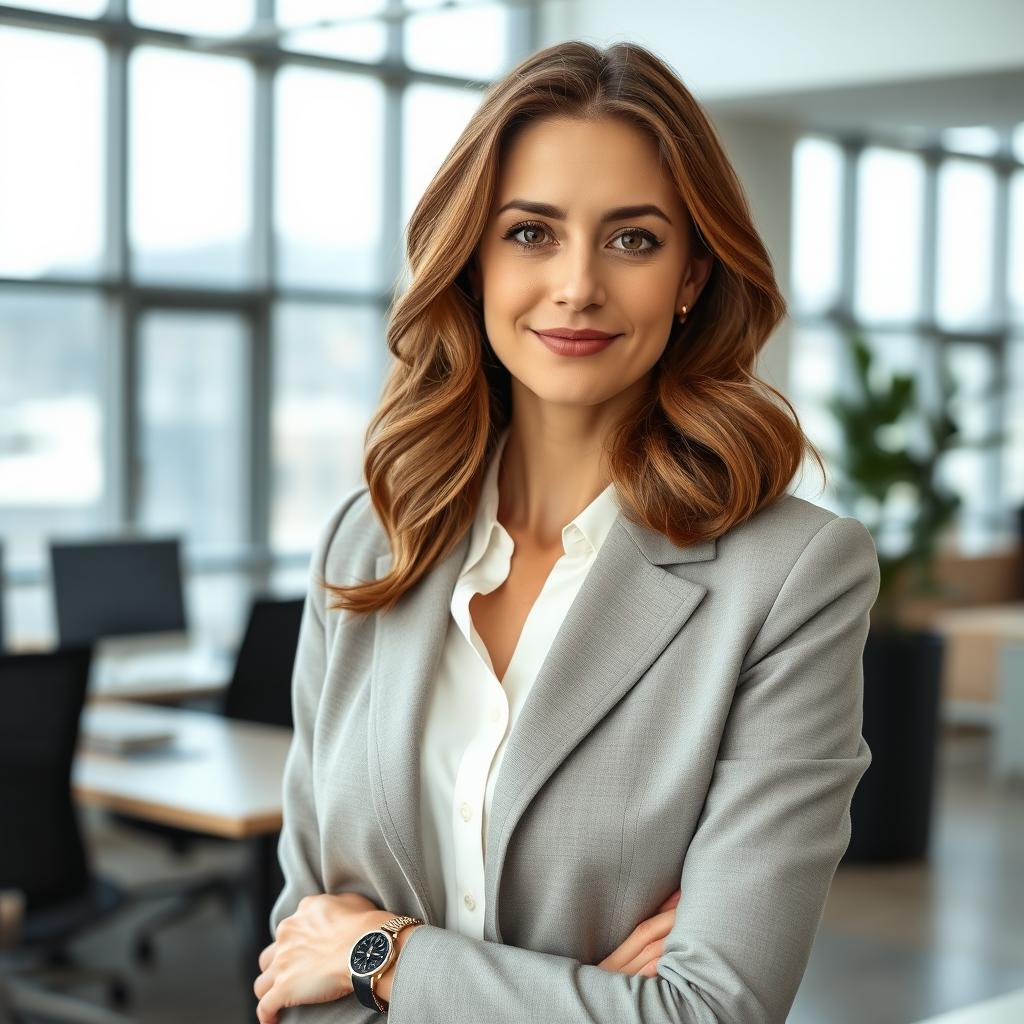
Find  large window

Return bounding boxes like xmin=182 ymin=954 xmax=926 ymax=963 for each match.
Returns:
xmin=0 ymin=28 xmax=105 ymax=279
xmin=0 ymin=290 xmax=109 ymax=568
xmin=129 ymin=47 xmax=255 ymax=286
xmin=0 ymin=1 xmax=533 ymax=590
xmin=789 ymin=129 xmax=1023 ymax=556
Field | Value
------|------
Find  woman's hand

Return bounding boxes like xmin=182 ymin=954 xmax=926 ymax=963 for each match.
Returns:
xmin=594 ymin=887 xmax=681 ymax=978
xmin=253 ymin=891 xmax=384 ymax=1024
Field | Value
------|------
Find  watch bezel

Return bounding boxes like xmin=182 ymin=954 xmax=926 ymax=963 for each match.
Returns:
xmin=348 ymin=928 xmax=396 ymax=979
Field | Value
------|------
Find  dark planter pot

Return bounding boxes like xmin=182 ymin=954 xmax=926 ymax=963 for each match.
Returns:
xmin=842 ymin=627 xmax=944 ymax=863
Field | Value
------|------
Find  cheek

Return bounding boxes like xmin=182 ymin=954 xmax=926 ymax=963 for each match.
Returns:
xmin=482 ymin=266 xmax=542 ymax=323
xmin=624 ymin=272 xmax=677 ymax=320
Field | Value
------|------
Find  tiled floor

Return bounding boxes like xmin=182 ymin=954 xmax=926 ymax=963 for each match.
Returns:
xmin=9 ymin=724 xmax=1024 ymax=1024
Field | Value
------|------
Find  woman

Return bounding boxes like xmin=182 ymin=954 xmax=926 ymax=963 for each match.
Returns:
xmin=253 ymin=39 xmax=878 ymax=1024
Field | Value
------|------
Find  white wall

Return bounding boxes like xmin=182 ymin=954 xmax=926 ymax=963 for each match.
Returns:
xmin=709 ymin=114 xmax=801 ymax=393
xmin=539 ymin=0 xmax=1024 ymax=100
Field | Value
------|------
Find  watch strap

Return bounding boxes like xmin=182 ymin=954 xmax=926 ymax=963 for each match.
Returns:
xmin=380 ymin=914 xmax=423 ymax=939
xmin=352 ymin=972 xmax=384 ymax=1013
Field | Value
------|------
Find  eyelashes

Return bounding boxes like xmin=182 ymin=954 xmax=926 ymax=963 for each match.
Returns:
xmin=500 ymin=220 xmax=665 ymax=259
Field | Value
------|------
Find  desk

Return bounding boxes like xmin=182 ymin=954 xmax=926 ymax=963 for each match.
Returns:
xmin=9 ymin=637 xmax=234 ymax=704
xmin=75 ymin=702 xmax=290 ymax=836
xmin=929 ymin=603 xmax=1024 ymax=725
xmin=88 ymin=674 xmax=229 ymax=704
xmin=87 ymin=645 xmax=234 ymax=705
xmin=73 ymin=702 xmax=291 ymax=978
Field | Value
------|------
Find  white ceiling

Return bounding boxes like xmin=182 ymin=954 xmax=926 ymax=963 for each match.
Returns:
xmin=705 ymin=66 xmax=1024 ymax=139
xmin=552 ymin=0 xmax=1024 ymax=137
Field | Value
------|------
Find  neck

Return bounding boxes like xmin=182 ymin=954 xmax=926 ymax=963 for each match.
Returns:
xmin=496 ymin=378 xmax=643 ymax=547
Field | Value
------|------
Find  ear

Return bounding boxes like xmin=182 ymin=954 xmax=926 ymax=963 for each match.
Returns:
xmin=677 ymin=251 xmax=714 ymax=310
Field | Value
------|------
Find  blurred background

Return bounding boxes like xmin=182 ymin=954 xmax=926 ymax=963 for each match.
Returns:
xmin=0 ymin=2 xmax=1022 ymax=1023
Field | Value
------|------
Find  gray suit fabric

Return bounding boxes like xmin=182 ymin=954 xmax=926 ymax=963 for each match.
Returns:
xmin=270 ymin=483 xmax=879 ymax=1023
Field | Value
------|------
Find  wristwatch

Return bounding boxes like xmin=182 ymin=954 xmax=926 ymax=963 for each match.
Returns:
xmin=348 ymin=915 xmax=423 ymax=1013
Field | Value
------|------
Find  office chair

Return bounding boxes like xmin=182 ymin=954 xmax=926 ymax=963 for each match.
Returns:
xmin=122 ymin=595 xmax=302 ymax=967
xmin=48 ymin=533 xmax=225 ymax=906
xmin=0 ymin=889 xmax=131 ymax=1024
xmin=221 ymin=596 xmax=301 ymax=729
xmin=0 ymin=647 xmax=134 ymax=1018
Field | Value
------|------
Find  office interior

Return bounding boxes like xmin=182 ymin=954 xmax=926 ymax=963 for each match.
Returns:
xmin=0 ymin=1 xmax=1022 ymax=1023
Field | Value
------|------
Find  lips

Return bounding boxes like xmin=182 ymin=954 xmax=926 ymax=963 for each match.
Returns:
xmin=531 ymin=330 xmax=618 ymax=357
xmin=533 ymin=328 xmax=620 ymax=340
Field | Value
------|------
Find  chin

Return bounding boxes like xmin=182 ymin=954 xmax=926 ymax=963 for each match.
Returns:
xmin=522 ymin=379 xmax=621 ymax=407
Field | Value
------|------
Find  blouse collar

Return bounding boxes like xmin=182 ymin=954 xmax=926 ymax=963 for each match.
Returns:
xmin=463 ymin=425 xmax=620 ymax=573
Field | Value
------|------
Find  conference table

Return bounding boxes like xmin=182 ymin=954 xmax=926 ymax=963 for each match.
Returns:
xmin=86 ymin=640 xmax=235 ymax=704
xmin=73 ymin=701 xmax=292 ymax=984
xmin=11 ymin=635 xmax=235 ymax=704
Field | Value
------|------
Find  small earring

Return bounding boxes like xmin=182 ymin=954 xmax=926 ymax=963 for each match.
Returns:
xmin=676 ymin=304 xmax=688 ymax=324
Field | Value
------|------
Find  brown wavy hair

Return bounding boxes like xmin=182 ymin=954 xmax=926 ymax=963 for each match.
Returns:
xmin=323 ymin=39 xmax=826 ymax=616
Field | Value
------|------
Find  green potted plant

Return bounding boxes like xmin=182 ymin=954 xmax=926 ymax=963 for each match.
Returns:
xmin=821 ymin=330 xmax=1002 ymax=861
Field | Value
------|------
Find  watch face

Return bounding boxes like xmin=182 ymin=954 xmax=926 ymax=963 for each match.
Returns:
xmin=350 ymin=930 xmax=391 ymax=976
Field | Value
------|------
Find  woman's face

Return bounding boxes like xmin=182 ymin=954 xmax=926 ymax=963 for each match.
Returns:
xmin=469 ymin=115 xmax=713 ymax=409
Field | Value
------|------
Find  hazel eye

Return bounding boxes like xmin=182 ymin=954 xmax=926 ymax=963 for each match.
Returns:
xmin=507 ymin=223 xmax=549 ymax=247
xmin=613 ymin=231 xmax=653 ymax=254
xmin=501 ymin=219 xmax=664 ymax=259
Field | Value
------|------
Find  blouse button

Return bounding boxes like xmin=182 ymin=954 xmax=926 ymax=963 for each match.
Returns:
xmin=464 ymin=893 xmax=476 ymax=911
xmin=460 ymin=802 xmax=472 ymax=821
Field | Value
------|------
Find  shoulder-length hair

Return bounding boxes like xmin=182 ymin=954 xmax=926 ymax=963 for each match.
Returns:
xmin=323 ymin=39 xmax=825 ymax=616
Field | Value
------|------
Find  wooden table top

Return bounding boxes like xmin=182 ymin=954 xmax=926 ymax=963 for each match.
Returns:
xmin=9 ymin=637 xmax=234 ymax=704
xmin=73 ymin=701 xmax=292 ymax=839
xmin=88 ymin=674 xmax=229 ymax=704
xmin=87 ymin=643 xmax=234 ymax=704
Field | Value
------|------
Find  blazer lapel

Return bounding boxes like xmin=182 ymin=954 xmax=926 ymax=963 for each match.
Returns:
xmin=482 ymin=514 xmax=714 ymax=943
xmin=368 ymin=510 xmax=715 ymax=939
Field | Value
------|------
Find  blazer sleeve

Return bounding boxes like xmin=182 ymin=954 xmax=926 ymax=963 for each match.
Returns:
xmin=384 ymin=514 xmax=879 ymax=1024
xmin=269 ymin=489 xmax=366 ymax=935
xmin=270 ymin=486 xmax=410 ymax=1024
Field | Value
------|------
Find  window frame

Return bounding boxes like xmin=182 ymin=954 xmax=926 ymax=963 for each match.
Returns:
xmin=790 ymin=127 xmax=1023 ymax=553
xmin=0 ymin=0 xmax=537 ymax=589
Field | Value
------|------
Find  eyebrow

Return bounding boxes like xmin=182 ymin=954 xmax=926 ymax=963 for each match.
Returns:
xmin=495 ymin=199 xmax=673 ymax=226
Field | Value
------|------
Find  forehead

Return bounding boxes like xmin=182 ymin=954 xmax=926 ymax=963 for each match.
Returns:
xmin=492 ymin=116 xmax=682 ymax=220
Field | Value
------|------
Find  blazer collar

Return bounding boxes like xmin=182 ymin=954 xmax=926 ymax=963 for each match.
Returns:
xmin=369 ymin=505 xmax=714 ymax=939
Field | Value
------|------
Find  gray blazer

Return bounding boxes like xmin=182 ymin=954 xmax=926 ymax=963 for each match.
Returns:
xmin=270 ymin=483 xmax=879 ymax=1024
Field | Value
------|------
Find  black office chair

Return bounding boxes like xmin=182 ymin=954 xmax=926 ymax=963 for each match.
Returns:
xmin=0 ymin=647 xmax=133 ymax=1018
xmin=122 ymin=595 xmax=303 ymax=966
xmin=221 ymin=595 xmax=301 ymax=729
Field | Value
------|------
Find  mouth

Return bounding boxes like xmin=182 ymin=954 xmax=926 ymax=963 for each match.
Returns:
xmin=532 ymin=328 xmax=620 ymax=341
xmin=530 ymin=329 xmax=621 ymax=357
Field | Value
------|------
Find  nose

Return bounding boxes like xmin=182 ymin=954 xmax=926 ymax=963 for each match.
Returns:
xmin=549 ymin=244 xmax=606 ymax=311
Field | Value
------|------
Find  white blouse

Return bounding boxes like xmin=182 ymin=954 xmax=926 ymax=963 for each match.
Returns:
xmin=417 ymin=425 xmax=621 ymax=939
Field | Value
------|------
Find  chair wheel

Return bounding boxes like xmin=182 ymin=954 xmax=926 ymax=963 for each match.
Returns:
xmin=134 ymin=936 xmax=155 ymax=966
xmin=109 ymin=980 xmax=131 ymax=1009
